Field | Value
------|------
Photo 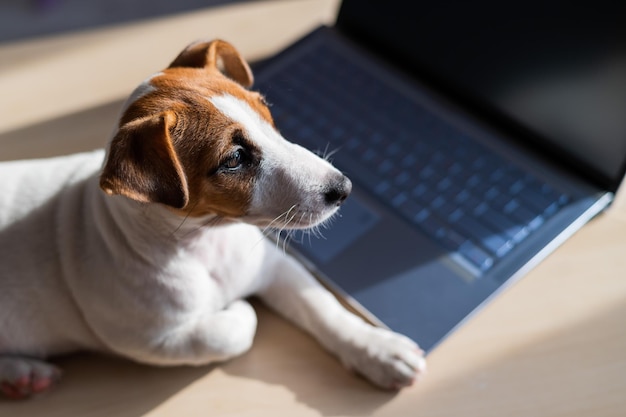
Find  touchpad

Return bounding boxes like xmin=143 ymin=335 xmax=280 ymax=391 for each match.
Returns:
xmin=303 ymin=196 xmax=380 ymax=263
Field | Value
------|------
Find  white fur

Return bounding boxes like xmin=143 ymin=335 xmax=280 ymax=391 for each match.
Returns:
xmin=0 ymin=89 xmax=425 ymax=397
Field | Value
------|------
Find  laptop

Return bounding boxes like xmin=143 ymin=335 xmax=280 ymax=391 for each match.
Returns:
xmin=252 ymin=0 xmax=626 ymax=352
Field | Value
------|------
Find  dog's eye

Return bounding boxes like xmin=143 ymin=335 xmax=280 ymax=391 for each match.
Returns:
xmin=224 ymin=149 xmax=243 ymax=170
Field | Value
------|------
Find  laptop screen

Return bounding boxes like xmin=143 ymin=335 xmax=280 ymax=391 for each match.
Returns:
xmin=337 ymin=0 xmax=626 ymax=190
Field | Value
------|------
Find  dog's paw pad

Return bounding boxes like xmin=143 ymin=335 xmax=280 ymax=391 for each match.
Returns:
xmin=0 ymin=357 xmax=62 ymax=399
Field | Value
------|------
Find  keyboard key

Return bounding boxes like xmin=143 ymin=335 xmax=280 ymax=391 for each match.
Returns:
xmin=414 ymin=207 xmax=431 ymax=223
xmin=391 ymin=192 xmax=409 ymax=207
xmin=453 ymin=214 xmax=514 ymax=257
xmin=442 ymin=201 xmax=462 ymax=219
xmin=440 ymin=228 xmax=468 ymax=250
xmin=477 ymin=206 xmax=530 ymax=244
xmin=396 ymin=199 xmax=424 ymax=222
xmin=458 ymin=242 xmax=494 ymax=272
xmin=543 ymin=201 xmax=561 ymax=217
xmin=420 ymin=215 xmax=446 ymax=239
xmin=519 ymin=189 xmax=563 ymax=217
xmin=508 ymin=205 xmax=545 ymax=231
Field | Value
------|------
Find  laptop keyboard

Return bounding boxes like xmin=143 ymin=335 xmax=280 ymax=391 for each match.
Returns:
xmin=256 ymin=45 xmax=570 ymax=275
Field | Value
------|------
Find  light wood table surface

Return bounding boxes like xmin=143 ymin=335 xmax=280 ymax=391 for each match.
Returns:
xmin=1 ymin=1 xmax=625 ymax=416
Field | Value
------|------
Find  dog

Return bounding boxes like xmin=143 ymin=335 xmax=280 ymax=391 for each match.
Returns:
xmin=0 ymin=40 xmax=426 ymax=399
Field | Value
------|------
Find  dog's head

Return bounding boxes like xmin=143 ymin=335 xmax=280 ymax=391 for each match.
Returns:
xmin=100 ymin=40 xmax=351 ymax=230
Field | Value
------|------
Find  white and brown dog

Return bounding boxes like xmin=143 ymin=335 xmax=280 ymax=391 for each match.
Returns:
xmin=0 ymin=40 xmax=425 ymax=399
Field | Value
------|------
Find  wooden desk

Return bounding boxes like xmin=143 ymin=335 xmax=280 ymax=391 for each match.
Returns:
xmin=1 ymin=1 xmax=625 ymax=416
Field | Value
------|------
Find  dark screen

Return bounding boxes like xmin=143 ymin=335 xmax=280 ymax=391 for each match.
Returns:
xmin=337 ymin=0 xmax=626 ymax=190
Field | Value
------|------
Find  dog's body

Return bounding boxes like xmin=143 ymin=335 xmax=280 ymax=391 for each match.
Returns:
xmin=0 ymin=40 xmax=425 ymax=399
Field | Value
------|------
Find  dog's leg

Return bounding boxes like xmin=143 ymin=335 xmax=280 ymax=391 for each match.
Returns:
xmin=0 ymin=356 xmax=62 ymax=399
xmin=124 ymin=299 xmax=258 ymax=366
xmin=257 ymin=243 xmax=426 ymax=390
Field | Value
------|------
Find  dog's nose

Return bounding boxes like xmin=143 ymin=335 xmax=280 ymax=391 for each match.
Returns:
xmin=324 ymin=175 xmax=352 ymax=207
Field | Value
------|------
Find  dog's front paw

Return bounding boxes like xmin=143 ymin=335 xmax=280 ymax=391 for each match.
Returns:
xmin=0 ymin=356 xmax=62 ymax=399
xmin=341 ymin=326 xmax=426 ymax=390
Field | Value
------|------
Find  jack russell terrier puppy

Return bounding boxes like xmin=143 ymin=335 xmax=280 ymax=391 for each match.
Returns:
xmin=0 ymin=40 xmax=426 ymax=399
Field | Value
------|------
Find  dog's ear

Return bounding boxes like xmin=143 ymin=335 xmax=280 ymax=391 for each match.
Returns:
xmin=100 ymin=111 xmax=189 ymax=209
xmin=169 ymin=39 xmax=253 ymax=88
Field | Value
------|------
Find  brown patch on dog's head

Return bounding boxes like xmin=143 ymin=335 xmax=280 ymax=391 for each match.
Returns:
xmin=100 ymin=39 xmax=271 ymax=217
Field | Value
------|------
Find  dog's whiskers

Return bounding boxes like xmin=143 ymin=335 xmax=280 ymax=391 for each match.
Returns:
xmin=175 ymin=213 xmax=224 ymax=240
xmin=277 ymin=206 xmax=299 ymax=253
xmin=307 ymin=213 xmax=314 ymax=246
xmin=254 ymin=203 xmax=342 ymax=254
xmin=168 ymin=200 xmax=200 ymax=239
xmin=252 ymin=204 xmax=298 ymax=250
xmin=261 ymin=204 xmax=297 ymax=237
xmin=322 ymin=143 xmax=341 ymax=162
